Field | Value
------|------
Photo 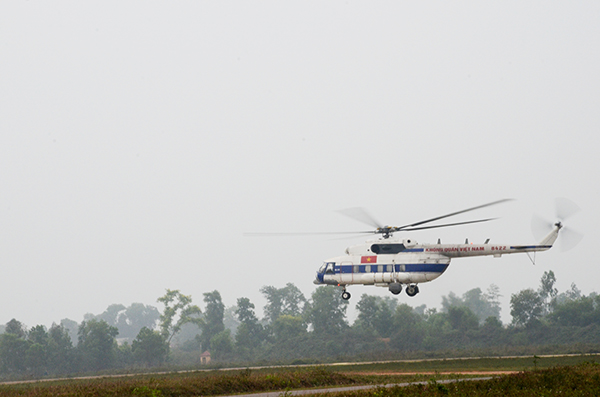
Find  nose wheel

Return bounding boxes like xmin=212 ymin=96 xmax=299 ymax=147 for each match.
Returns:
xmin=341 ymin=290 xmax=351 ymax=300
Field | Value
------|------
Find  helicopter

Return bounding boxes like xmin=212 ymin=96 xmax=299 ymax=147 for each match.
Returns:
xmin=312 ymin=199 xmax=580 ymax=300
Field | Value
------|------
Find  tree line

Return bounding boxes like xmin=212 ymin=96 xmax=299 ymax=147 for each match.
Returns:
xmin=2 ymin=271 xmax=600 ymax=379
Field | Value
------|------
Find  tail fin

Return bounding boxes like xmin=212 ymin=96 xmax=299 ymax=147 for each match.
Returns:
xmin=539 ymin=223 xmax=562 ymax=247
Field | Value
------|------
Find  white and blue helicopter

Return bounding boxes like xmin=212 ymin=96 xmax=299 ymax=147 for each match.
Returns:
xmin=312 ymin=199 xmax=580 ymax=300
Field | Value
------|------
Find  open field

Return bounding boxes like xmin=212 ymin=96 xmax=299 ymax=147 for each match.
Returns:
xmin=1 ymin=355 xmax=599 ymax=396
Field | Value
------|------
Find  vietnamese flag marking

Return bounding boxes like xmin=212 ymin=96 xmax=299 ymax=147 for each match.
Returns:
xmin=361 ymin=256 xmax=377 ymax=263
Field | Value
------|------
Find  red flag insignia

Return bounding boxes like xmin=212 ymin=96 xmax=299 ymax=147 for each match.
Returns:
xmin=361 ymin=256 xmax=377 ymax=263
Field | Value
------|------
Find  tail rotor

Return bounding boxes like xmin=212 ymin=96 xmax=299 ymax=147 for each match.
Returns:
xmin=531 ymin=198 xmax=583 ymax=251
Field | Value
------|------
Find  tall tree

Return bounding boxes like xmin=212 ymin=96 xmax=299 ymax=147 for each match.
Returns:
xmin=200 ymin=290 xmax=225 ymax=351
xmin=235 ymin=297 xmax=264 ymax=349
xmin=5 ymin=319 xmax=26 ymax=338
xmin=94 ymin=304 xmax=126 ymax=325
xmin=447 ymin=306 xmax=479 ymax=332
xmin=77 ymin=319 xmax=119 ymax=371
xmin=132 ymin=327 xmax=169 ymax=367
xmin=0 ymin=320 xmax=28 ymax=374
xmin=510 ymin=289 xmax=544 ymax=327
xmin=539 ymin=270 xmax=558 ymax=314
xmin=210 ymin=329 xmax=234 ymax=360
xmin=26 ymin=325 xmax=49 ymax=375
xmin=441 ymin=285 xmax=501 ymax=324
xmin=272 ymin=315 xmax=307 ymax=343
xmin=117 ymin=303 xmax=161 ymax=340
xmin=261 ymin=283 xmax=307 ymax=324
xmin=306 ymin=286 xmax=348 ymax=334
xmin=389 ymin=304 xmax=424 ymax=351
xmin=47 ymin=324 xmax=74 ymax=374
xmin=355 ymin=294 xmax=396 ymax=337
xmin=355 ymin=294 xmax=380 ymax=330
xmin=60 ymin=319 xmax=79 ymax=345
xmin=157 ymin=289 xmax=202 ymax=344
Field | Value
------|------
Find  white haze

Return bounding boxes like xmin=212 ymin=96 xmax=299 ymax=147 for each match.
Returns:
xmin=0 ymin=2 xmax=599 ymax=328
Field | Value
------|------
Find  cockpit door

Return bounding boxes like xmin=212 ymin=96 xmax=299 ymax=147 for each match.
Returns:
xmin=325 ymin=262 xmax=335 ymax=274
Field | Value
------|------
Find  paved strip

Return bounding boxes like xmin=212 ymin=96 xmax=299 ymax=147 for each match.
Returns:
xmin=216 ymin=377 xmax=494 ymax=397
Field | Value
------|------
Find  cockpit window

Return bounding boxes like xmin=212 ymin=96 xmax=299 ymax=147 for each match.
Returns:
xmin=370 ymin=243 xmax=406 ymax=254
xmin=319 ymin=263 xmax=327 ymax=273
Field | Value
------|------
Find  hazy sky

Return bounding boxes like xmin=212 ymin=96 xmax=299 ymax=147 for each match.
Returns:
xmin=1 ymin=2 xmax=599 ymax=328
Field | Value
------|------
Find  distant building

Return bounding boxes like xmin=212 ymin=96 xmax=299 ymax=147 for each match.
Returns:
xmin=200 ymin=351 xmax=211 ymax=365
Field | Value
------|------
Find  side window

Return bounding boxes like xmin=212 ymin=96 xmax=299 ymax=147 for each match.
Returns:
xmin=325 ymin=263 xmax=335 ymax=274
xmin=353 ymin=265 xmax=359 ymax=273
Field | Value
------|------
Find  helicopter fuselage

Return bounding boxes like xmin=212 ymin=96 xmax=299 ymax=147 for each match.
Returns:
xmin=314 ymin=225 xmax=560 ymax=298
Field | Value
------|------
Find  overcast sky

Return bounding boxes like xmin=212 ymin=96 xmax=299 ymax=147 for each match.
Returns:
xmin=1 ymin=2 xmax=599 ymax=328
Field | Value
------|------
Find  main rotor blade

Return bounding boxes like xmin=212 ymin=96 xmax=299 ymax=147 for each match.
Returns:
xmin=336 ymin=207 xmax=382 ymax=229
xmin=396 ymin=199 xmax=513 ymax=230
xmin=244 ymin=231 xmax=374 ymax=237
xmin=399 ymin=218 xmax=497 ymax=232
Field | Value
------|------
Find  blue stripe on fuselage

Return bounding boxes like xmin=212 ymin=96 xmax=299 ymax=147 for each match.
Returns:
xmin=337 ymin=263 xmax=448 ymax=274
xmin=510 ymin=245 xmax=552 ymax=250
xmin=404 ymin=263 xmax=449 ymax=273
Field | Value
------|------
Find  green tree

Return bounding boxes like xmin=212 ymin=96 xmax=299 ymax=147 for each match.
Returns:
xmin=28 ymin=325 xmax=48 ymax=345
xmin=389 ymin=304 xmax=424 ymax=351
xmin=5 ymin=319 xmax=26 ymax=338
xmin=234 ymin=297 xmax=264 ymax=349
xmin=355 ymin=294 xmax=396 ymax=337
xmin=90 ymin=303 xmax=160 ymax=341
xmin=93 ymin=303 xmax=126 ymax=325
xmin=355 ymin=294 xmax=380 ymax=330
xmin=260 ymin=283 xmax=307 ymax=324
xmin=157 ymin=289 xmax=202 ymax=344
xmin=306 ymin=286 xmax=348 ymax=334
xmin=441 ymin=292 xmax=463 ymax=310
xmin=538 ymin=270 xmax=558 ymax=314
xmin=0 ymin=331 xmax=28 ymax=374
xmin=210 ymin=329 xmax=233 ymax=360
xmin=441 ymin=285 xmax=501 ymax=324
xmin=548 ymin=295 xmax=600 ymax=327
xmin=47 ymin=324 xmax=74 ymax=374
xmin=26 ymin=325 xmax=49 ymax=375
xmin=272 ymin=315 xmax=307 ymax=343
xmin=447 ymin=306 xmax=479 ymax=332
xmin=118 ymin=303 xmax=160 ymax=340
xmin=60 ymin=319 xmax=79 ymax=345
xmin=199 ymin=290 xmax=225 ymax=351
xmin=510 ymin=288 xmax=544 ymax=327
xmin=132 ymin=327 xmax=169 ymax=367
xmin=223 ymin=305 xmax=240 ymax=336
xmin=77 ymin=319 xmax=119 ymax=371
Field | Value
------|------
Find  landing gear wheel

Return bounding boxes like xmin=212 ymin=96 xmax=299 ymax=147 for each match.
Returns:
xmin=389 ymin=283 xmax=403 ymax=295
xmin=406 ymin=284 xmax=419 ymax=297
xmin=342 ymin=291 xmax=351 ymax=300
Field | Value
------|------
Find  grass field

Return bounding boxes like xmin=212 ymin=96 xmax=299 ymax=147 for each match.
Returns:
xmin=1 ymin=355 xmax=599 ymax=396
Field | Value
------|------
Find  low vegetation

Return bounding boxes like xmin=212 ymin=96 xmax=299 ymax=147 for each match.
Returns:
xmin=324 ymin=362 xmax=600 ymax=396
xmin=1 ymin=361 xmax=600 ymax=396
